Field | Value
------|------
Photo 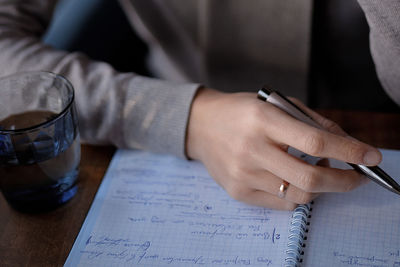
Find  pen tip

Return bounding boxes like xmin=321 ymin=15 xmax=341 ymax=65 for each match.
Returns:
xmin=390 ymin=182 xmax=400 ymax=196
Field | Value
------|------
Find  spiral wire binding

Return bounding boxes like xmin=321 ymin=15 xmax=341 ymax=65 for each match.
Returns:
xmin=284 ymin=202 xmax=313 ymax=266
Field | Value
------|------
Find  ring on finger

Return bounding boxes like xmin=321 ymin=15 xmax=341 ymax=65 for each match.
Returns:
xmin=278 ymin=180 xmax=290 ymax=199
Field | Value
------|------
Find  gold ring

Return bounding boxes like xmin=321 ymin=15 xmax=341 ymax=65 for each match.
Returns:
xmin=278 ymin=180 xmax=290 ymax=198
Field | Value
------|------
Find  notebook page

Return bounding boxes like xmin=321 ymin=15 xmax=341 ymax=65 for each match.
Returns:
xmin=65 ymin=150 xmax=292 ymax=266
xmin=303 ymin=149 xmax=400 ymax=267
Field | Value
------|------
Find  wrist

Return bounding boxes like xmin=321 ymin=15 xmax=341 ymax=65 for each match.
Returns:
xmin=186 ymin=87 xmax=225 ymax=160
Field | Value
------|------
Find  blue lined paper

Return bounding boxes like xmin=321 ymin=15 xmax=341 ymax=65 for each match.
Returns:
xmin=65 ymin=150 xmax=292 ymax=266
xmin=65 ymin=149 xmax=400 ymax=266
xmin=303 ymin=149 xmax=400 ymax=266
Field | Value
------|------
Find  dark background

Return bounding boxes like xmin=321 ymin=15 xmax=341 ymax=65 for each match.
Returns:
xmin=44 ymin=0 xmax=149 ymax=76
xmin=309 ymin=0 xmax=399 ymax=112
xmin=44 ymin=0 xmax=400 ymax=112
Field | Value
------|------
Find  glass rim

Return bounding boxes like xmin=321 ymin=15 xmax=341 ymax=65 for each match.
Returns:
xmin=0 ymin=71 xmax=75 ymax=134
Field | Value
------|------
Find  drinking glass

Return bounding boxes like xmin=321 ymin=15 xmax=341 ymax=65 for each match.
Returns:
xmin=0 ymin=71 xmax=80 ymax=212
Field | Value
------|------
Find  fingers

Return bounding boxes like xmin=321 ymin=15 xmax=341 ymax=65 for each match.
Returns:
xmin=262 ymin=105 xmax=382 ymax=166
xmin=255 ymin=146 xmax=367 ymax=193
xmin=245 ymin=169 xmax=319 ymax=204
xmin=224 ymin=139 xmax=367 ymax=207
xmin=223 ymin=152 xmax=364 ymax=209
xmin=228 ymin=150 xmax=365 ymax=208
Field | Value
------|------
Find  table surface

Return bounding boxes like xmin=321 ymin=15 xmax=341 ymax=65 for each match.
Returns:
xmin=1 ymin=110 xmax=399 ymax=267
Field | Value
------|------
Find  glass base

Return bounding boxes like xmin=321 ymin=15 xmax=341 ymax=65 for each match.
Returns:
xmin=4 ymin=181 xmax=78 ymax=213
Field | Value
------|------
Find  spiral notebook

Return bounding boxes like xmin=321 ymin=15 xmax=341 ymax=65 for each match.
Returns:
xmin=65 ymin=149 xmax=400 ymax=266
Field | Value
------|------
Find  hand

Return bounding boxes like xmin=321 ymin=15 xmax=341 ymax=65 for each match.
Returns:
xmin=186 ymin=88 xmax=382 ymax=210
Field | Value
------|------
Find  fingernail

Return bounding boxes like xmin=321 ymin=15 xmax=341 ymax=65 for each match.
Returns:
xmin=363 ymin=150 xmax=381 ymax=166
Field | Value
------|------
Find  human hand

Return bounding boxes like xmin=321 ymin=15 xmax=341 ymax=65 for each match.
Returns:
xmin=186 ymin=88 xmax=382 ymax=210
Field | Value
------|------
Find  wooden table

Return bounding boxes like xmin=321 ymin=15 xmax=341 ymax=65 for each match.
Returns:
xmin=0 ymin=110 xmax=399 ymax=267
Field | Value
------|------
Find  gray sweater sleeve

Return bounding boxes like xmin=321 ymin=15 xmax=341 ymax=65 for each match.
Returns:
xmin=358 ymin=0 xmax=400 ymax=106
xmin=0 ymin=0 xmax=200 ymax=158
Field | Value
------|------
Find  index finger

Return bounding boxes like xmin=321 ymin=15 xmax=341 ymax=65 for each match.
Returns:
xmin=262 ymin=106 xmax=382 ymax=166
xmin=288 ymin=98 xmax=347 ymax=136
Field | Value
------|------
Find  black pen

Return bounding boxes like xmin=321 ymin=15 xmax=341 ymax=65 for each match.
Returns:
xmin=257 ymin=85 xmax=400 ymax=195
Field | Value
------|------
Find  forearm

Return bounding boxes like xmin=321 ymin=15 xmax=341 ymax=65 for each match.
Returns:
xmin=0 ymin=0 xmax=200 ymax=158
xmin=358 ymin=0 xmax=400 ymax=106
